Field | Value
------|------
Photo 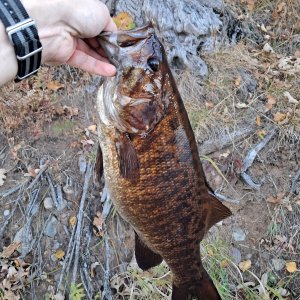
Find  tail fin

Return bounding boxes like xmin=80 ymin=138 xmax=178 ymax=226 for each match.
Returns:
xmin=172 ymin=277 xmax=221 ymax=300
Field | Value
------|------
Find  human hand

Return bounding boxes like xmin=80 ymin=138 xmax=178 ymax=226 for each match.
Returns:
xmin=22 ymin=0 xmax=117 ymax=76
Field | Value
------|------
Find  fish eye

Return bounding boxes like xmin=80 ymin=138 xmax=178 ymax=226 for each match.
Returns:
xmin=119 ymin=40 xmax=135 ymax=47
xmin=147 ymin=57 xmax=160 ymax=72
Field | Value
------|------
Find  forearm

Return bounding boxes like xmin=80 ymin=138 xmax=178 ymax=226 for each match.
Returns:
xmin=0 ymin=21 xmax=18 ymax=86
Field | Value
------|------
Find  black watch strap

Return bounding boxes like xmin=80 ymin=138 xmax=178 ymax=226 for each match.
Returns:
xmin=0 ymin=0 xmax=42 ymax=81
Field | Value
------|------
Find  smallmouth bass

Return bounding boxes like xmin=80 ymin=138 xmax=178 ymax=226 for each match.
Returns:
xmin=96 ymin=24 xmax=232 ymax=300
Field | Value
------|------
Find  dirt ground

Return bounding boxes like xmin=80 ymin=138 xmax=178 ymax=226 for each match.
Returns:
xmin=0 ymin=1 xmax=300 ymax=299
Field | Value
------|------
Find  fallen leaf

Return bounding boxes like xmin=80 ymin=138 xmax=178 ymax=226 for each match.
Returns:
xmin=93 ymin=211 xmax=104 ymax=237
xmin=54 ymin=249 xmax=65 ymax=260
xmin=0 ymin=169 xmax=7 ymax=186
xmin=235 ymin=76 xmax=242 ymax=87
xmin=257 ymin=130 xmax=266 ymax=139
xmin=63 ymin=105 xmax=79 ymax=118
xmin=276 ymin=2 xmax=286 ymax=13
xmin=239 ymin=260 xmax=252 ymax=272
xmin=273 ymin=112 xmax=286 ymax=123
xmin=256 ymin=115 xmax=261 ymax=126
xmin=221 ymin=260 xmax=229 ymax=268
xmin=69 ymin=216 xmax=76 ymax=227
xmin=286 ymin=261 xmax=297 ymax=273
xmin=0 ymin=242 xmax=21 ymax=258
xmin=265 ymin=94 xmax=276 ymax=110
xmin=113 ymin=12 xmax=136 ymax=30
xmin=88 ymin=124 xmax=97 ymax=133
xmin=266 ymin=192 xmax=285 ymax=204
xmin=205 ymin=101 xmax=214 ymax=109
xmin=245 ymin=0 xmax=256 ymax=11
xmin=47 ymin=81 xmax=65 ymax=91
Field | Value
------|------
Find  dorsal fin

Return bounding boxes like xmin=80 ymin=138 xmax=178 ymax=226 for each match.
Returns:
xmin=204 ymin=193 xmax=232 ymax=231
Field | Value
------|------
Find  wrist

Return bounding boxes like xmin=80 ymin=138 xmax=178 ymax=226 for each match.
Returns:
xmin=0 ymin=16 xmax=18 ymax=85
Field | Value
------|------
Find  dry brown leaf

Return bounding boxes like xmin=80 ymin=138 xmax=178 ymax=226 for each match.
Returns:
xmin=0 ymin=168 xmax=7 ymax=186
xmin=1 ymin=242 xmax=21 ymax=258
xmin=245 ymin=0 xmax=256 ymax=11
xmin=239 ymin=260 xmax=251 ymax=272
xmin=221 ymin=260 xmax=229 ymax=268
xmin=88 ymin=124 xmax=97 ymax=133
xmin=256 ymin=115 xmax=261 ymax=126
xmin=266 ymin=192 xmax=285 ymax=204
xmin=265 ymin=94 xmax=277 ymax=110
xmin=276 ymin=2 xmax=286 ymax=13
xmin=54 ymin=249 xmax=65 ymax=260
xmin=69 ymin=216 xmax=76 ymax=227
xmin=93 ymin=211 xmax=104 ymax=237
xmin=273 ymin=112 xmax=286 ymax=123
xmin=47 ymin=81 xmax=65 ymax=91
xmin=286 ymin=261 xmax=297 ymax=273
xmin=113 ymin=12 xmax=136 ymax=30
xmin=235 ymin=76 xmax=242 ymax=87
xmin=63 ymin=105 xmax=79 ymax=118
xmin=205 ymin=101 xmax=214 ymax=109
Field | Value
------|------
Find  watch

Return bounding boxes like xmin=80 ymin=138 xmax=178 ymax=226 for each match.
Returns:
xmin=0 ymin=0 xmax=42 ymax=81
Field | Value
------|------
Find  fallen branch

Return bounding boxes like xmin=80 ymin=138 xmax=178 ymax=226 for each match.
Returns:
xmin=214 ymin=191 xmax=240 ymax=204
xmin=72 ymin=162 xmax=93 ymax=284
xmin=290 ymin=167 xmax=300 ymax=195
xmin=27 ymin=163 xmax=48 ymax=190
xmin=240 ymin=130 xmax=277 ymax=190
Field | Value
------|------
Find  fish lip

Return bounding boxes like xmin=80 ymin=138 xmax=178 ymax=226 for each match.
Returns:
xmin=98 ymin=23 xmax=156 ymax=68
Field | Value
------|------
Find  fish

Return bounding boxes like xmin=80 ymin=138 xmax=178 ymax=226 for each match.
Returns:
xmin=96 ymin=23 xmax=232 ymax=300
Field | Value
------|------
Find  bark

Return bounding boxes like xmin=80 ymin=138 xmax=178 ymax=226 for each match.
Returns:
xmin=102 ymin=0 xmax=243 ymax=76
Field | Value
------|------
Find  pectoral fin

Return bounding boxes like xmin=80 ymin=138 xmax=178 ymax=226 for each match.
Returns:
xmin=115 ymin=133 xmax=140 ymax=181
xmin=135 ymin=232 xmax=163 ymax=271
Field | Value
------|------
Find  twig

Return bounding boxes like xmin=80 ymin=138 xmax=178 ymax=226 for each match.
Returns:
xmin=0 ymin=195 xmax=22 ymax=237
xmin=46 ymin=172 xmax=59 ymax=208
xmin=27 ymin=163 xmax=48 ymax=190
xmin=240 ymin=130 xmax=277 ymax=190
xmin=72 ymin=162 xmax=93 ymax=284
xmin=290 ymin=167 xmax=300 ymax=195
xmin=101 ymin=224 xmax=113 ymax=300
xmin=214 ymin=191 xmax=240 ymax=204
xmin=0 ymin=180 xmax=29 ymax=198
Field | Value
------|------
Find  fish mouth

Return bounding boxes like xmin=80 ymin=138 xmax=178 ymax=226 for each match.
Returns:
xmin=98 ymin=23 xmax=155 ymax=67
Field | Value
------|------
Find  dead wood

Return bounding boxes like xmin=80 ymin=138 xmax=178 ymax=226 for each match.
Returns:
xmin=102 ymin=0 xmax=244 ymax=76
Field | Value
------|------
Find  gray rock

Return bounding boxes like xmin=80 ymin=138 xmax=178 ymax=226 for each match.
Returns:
xmin=230 ymin=247 xmax=241 ymax=264
xmin=232 ymin=228 xmax=246 ymax=242
xmin=14 ymin=226 xmax=33 ymax=256
xmin=44 ymin=216 xmax=58 ymax=238
xmin=44 ymin=197 xmax=54 ymax=210
xmin=3 ymin=209 xmax=10 ymax=217
xmin=272 ymin=258 xmax=285 ymax=271
xmin=79 ymin=155 xmax=87 ymax=174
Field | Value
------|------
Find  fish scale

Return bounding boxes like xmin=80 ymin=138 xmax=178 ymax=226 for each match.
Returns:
xmin=96 ymin=23 xmax=232 ymax=300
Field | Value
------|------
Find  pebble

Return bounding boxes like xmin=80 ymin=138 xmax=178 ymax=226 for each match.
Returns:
xmin=272 ymin=258 xmax=285 ymax=271
xmin=4 ymin=210 xmax=10 ymax=217
xmin=44 ymin=197 xmax=54 ymax=210
xmin=230 ymin=247 xmax=241 ymax=264
xmin=44 ymin=216 xmax=58 ymax=238
xmin=232 ymin=228 xmax=246 ymax=242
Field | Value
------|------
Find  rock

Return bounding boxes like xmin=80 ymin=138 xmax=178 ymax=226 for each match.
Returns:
xmin=232 ymin=228 xmax=246 ymax=242
xmin=79 ymin=155 xmax=87 ymax=173
xmin=272 ymin=258 xmax=285 ymax=271
xmin=14 ymin=226 xmax=33 ymax=257
xmin=44 ymin=216 xmax=58 ymax=238
xmin=44 ymin=197 xmax=54 ymax=210
xmin=230 ymin=247 xmax=242 ymax=264
xmin=4 ymin=209 xmax=10 ymax=217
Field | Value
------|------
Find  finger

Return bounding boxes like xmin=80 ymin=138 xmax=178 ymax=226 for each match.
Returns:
xmin=67 ymin=49 xmax=116 ymax=76
xmin=76 ymin=39 xmax=108 ymax=62
xmin=104 ymin=18 xmax=117 ymax=32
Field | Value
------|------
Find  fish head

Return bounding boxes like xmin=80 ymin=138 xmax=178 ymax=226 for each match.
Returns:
xmin=98 ymin=24 xmax=170 ymax=134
